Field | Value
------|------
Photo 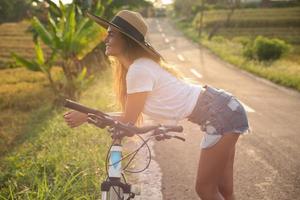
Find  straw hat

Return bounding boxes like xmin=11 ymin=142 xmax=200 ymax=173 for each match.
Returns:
xmin=86 ymin=10 xmax=164 ymax=60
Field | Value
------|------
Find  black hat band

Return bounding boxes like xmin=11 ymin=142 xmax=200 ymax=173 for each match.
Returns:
xmin=111 ymin=16 xmax=145 ymax=43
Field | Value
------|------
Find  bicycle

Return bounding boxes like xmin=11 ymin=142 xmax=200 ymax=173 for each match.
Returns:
xmin=64 ymin=99 xmax=185 ymax=200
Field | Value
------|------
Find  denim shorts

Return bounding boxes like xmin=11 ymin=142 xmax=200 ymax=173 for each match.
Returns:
xmin=187 ymin=84 xmax=252 ymax=149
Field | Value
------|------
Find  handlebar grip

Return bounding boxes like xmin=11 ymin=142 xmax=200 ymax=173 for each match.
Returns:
xmin=64 ymin=99 xmax=108 ymax=116
xmin=165 ymin=125 xmax=183 ymax=133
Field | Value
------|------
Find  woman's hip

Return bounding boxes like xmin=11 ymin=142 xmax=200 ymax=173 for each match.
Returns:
xmin=187 ymin=84 xmax=250 ymax=136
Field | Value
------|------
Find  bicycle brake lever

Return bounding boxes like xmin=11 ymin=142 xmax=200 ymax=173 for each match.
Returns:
xmin=155 ymin=134 xmax=185 ymax=142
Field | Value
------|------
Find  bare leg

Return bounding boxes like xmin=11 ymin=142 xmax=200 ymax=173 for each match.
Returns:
xmin=218 ymin=146 xmax=236 ymax=200
xmin=195 ymin=133 xmax=240 ymax=200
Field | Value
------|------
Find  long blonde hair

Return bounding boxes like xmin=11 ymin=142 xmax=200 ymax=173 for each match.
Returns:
xmin=111 ymin=33 xmax=183 ymax=125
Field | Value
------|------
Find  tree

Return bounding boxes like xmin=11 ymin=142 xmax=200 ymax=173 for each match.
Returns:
xmin=197 ymin=0 xmax=206 ymax=37
xmin=0 ymin=0 xmax=32 ymax=23
xmin=208 ymin=0 xmax=239 ymax=40
xmin=11 ymin=0 xmax=153 ymax=101
xmin=12 ymin=1 xmax=106 ymax=101
xmin=12 ymin=38 xmax=58 ymax=95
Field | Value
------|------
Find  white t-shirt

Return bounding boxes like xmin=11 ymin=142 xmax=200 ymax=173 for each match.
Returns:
xmin=126 ymin=57 xmax=203 ymax=125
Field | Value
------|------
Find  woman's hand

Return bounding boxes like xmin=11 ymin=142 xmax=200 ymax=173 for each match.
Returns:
xmin=63 ymin=110 xmax=88 ymax=128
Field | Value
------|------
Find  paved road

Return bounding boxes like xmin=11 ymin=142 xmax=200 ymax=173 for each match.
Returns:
xmin=140 ymin=17 xmax=300 ymax=200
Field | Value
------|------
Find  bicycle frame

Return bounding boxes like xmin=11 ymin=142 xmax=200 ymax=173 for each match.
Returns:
xmin=102 ymin=136 xmax=140 ymax=200
xmin=101 ymin=139 xmax=125 ymax=200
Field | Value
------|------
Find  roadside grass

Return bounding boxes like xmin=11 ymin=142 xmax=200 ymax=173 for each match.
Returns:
xmin=0 ymin=19 xmax=61 ymax=155
xmin=0 ymin=67 xmax=63 ymax=154
xmin=0 ymin=67 xmax=118 ymax=199
xmin=172 ymin=7 xmax=300 ymax=91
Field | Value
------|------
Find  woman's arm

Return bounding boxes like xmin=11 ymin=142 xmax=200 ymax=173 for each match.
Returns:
xmin=64 ymin=91 xmax=148 ymax=128
xmin=118 ymin=91 xmax=149 ymax=124
xmin=107 ymin=112 xmax=123 ymax=121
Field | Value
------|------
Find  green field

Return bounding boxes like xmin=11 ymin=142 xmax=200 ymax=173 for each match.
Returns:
xmin=198 ymin=7 xmax=300 ymax=43
xmin=0 ymin=20 xmax=51 ymax=69
xmin=202 ymin=7 xmax=300 ymax=26
xmin=174 ymin=7 xmax=300 ymax=91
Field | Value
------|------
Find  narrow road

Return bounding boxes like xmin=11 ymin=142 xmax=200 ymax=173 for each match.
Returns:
xmin=140 ymin=17 xmax=300 ymax=200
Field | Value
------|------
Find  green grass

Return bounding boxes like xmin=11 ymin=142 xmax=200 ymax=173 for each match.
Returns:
xmin=0 ymin=16 xmax=116 ymax=199
xmin=172 ymin=7 xmax=300 ymax=92
xmin=202 ymin=38 xmax=300 ymax=90
xmin=0 ymin=18 xmax=107 ymax=155
xmin=0 ymin=67 xmax=62 ymax=154
xmin=0 ymin=68 xmax=118 ymax=199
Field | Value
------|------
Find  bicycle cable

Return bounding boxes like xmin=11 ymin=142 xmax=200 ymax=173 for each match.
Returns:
xmin=122 ymin=134 xmax=152 ymax=173
xmin=104 ymin=133 xmax=154 ymax=199
xmin=104 ymin=127 xmax=180 ymax=199
xmin=107 ymin=134 xmax=154 ymax=173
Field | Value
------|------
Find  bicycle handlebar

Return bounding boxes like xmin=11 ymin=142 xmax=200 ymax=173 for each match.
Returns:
xmin=64 ymin=99 xmax=108 ymax=116
xmin=64 ymin=99 xmax=184 ymax=198
xmin=63 ymin=99 xmax=184 ymax=139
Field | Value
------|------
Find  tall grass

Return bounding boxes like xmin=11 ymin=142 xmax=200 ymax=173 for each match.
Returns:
xmin=0 ymin=68 xmax=117 ymax=199
xmin=0 ymin=67 xmax=64 ymax=154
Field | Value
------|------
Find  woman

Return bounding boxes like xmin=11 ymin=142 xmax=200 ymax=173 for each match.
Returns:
xmin=64 ymin=10 xmax=252 ymax=200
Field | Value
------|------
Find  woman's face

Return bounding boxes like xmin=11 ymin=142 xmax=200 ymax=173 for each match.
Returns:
xmin=104 ymin=26 xmax=126 ymax=57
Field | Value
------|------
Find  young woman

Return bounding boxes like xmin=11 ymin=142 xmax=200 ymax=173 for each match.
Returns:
xmin=63 ymin=10 xmax=252 ymax=200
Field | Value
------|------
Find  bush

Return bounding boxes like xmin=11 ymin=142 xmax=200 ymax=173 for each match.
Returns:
xmin=232 ymin=36 xmax=251 ymax=46
xmin=212 ymin=35 xmax=226 ymax=43
xmin=254 ymin=36 xmax=291 ymax=61
xmin=243 ymin=36 xmax=292 ymax=61
xmin=242 ymin=39 xmax=256 ymax=60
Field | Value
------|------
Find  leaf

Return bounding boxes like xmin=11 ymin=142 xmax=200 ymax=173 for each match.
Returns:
xmin=75 ymin=30 xmax=104 ymax=59
xmin=48 ymin=12 xmax=57 ymax=35
xmin=31 ymin=17 xmax=54 ymax=48
xmin=48 ymin=12 xmax=61 ymax=48
xmin=47 ymin=50 xmax=58 ymax=66
xmin=11 ymin=53 xmax=41 ymax=72
xmin=59 ymin=0 xmax=66 ymax=15
xmin=76 ymin=67 xmax=87 ymax=82
xmin=70 ymin=17 xmax=94 ymax=55
xmin=63 ymin=3 xmax=76 ymax=53
xmin=34 ymin=39 xmax=45 ymax=66
xmin=74 ymin=18 xmax=92 ymax=39
xmin=45 ymin=0 xmax=62 ymax=18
